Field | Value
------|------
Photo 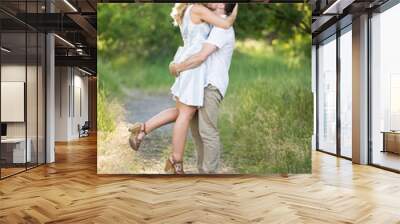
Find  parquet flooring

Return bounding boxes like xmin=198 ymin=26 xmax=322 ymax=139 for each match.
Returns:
xmin=0 ymin=135 xmax=399 ymax=223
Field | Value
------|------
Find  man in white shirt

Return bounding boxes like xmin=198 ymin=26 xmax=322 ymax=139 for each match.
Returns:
xmin=169 ymin=3 xmax=236 ymax=173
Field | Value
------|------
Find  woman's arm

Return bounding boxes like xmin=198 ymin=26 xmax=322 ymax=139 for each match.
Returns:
xmin=170 ymin=43 xmax=218 ymax=76
xmin=193 ymin=4 xmax=238 ymax=29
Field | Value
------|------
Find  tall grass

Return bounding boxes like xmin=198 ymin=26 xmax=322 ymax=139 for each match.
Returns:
xmin=219 ymin=40 xmax=312 ymax=174
xmin=97 ymin=89 xmax=118 ymax=134
xmin=220 ymin=79 xmax=312 ymax=174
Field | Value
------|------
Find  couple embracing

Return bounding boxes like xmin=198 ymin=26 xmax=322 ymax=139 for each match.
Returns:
xmin=129 ymin=3 xmax=237 ymax=174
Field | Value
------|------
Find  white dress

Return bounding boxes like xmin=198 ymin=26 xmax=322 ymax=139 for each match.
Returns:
xmin=171 ymin=5 xmax=211 ymax=107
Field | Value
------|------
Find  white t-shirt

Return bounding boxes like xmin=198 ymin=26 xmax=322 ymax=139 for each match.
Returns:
xmin=204 ymin=26 xmax=235 ymax=97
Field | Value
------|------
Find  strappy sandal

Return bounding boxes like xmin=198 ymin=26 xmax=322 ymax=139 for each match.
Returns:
xmin=164 ymin=156 xmax=185 ymax=174
xmin=128 ymin=122 xmax=147 ymax=151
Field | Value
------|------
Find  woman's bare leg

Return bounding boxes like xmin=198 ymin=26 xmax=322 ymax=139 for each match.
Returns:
xmin=137 ymin=107 xmax=179 ymax=140
xmin=171 ymin=101 xmax=197 ymax=162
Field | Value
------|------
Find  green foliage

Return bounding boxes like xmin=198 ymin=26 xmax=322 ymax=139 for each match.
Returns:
xmin=98 ymin=3 xmax=311 ymax=61
xmin=235 ymin=3 xmax=311 ymax=59
xmin=98 ymin=3 xmax=180 ymax=60
xmin=235 ymin=4 xmax=311 ymax=39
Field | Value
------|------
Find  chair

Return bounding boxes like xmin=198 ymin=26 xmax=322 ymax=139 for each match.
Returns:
xmin=78 ymin=121 xmax=90 ymax=138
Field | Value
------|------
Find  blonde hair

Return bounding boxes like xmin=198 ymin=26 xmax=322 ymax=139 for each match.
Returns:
xmin=171 ymin=3 xmax=208 ymax=26
xmin=171 ymin=3 xmax=188 ymax=26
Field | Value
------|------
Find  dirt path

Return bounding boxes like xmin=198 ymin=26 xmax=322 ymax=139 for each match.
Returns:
xmin=123 ymin=90 xmax=234 ymax=174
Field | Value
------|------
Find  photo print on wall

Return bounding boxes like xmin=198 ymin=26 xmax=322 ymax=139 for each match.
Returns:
xmin=97 ymin=2 xmax=312 ymax=175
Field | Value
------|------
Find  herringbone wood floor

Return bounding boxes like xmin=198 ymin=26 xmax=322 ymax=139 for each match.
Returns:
xmin=0 ymin=135 xmax=400 ymax=224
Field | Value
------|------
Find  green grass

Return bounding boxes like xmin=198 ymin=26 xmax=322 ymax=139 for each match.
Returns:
xmin=220 ymin=79 xmax=312 ymax=174
xmin=217 ymin=41 xmax=312 ymax=174
xmin=97 ymin=89 xmax=117 ymax=134
xmin=98 ymin=56 xmax=174 ymax=96
xmin=98 ymin=40 xmax=312 ymax=174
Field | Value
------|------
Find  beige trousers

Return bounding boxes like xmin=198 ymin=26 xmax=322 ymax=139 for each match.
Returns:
xmin=190 ymin=85 xmax=222 ymax=173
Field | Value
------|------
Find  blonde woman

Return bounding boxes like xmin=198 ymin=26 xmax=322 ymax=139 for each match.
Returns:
xmin=129 ymin=3 xmax=238 ymax=174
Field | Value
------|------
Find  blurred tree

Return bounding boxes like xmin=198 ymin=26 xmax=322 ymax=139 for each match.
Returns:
xmin=98 ymin=3 xmax=311 ymax=60
xmin=235 ymin=4 xmax=310 ymax=40
xmin=98 ymin=3 xmax=180 ymax=59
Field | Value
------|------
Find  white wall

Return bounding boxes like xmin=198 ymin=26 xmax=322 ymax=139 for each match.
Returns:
xmin=72 ymin=73 xmax=89 ymax=138
xmin=55 ymin=66 xmax=70 ymax=141
xmin=311 ymin=45 xmax=316 ymax=150
xmin=54 ymin=67 xmax=89 ymax=141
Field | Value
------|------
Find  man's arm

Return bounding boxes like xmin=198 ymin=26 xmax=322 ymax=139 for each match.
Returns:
xmin=170 ymin=43 xmax=217 ymax=76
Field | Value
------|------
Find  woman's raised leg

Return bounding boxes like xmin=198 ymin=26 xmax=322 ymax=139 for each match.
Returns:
xmin=139 ymin=107 xmax=179 ymax=138
xmin=130 ymin=107 xmax=179 ymax=151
